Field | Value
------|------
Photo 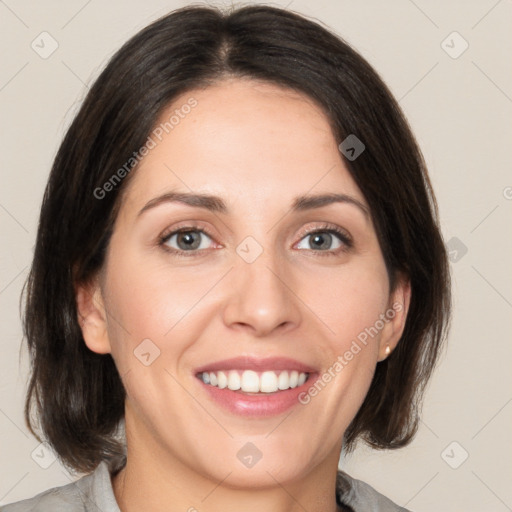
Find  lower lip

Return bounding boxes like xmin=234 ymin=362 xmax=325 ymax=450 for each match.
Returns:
xmin=195 ymin=373 xmax=319 ymax=417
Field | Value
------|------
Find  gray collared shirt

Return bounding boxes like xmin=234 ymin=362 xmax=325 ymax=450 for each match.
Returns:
xmin=1 ymin=462 xmax=411 ymax=511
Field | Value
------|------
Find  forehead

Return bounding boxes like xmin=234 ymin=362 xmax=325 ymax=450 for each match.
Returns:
xmin=121 ymin=78 xmax=366 ymax=213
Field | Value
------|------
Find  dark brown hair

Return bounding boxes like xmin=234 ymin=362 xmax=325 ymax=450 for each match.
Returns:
xmin=22 ymin=3 xmax=451 ymax=474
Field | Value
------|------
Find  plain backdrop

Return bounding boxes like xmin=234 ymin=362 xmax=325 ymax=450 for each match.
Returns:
xmin=1 ymin=1 xmax=511 ymax=510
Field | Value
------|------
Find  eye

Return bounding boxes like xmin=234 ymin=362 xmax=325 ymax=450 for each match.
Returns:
xmin=159 ymin=226 xmax=216 ymax=255
xmin=295 ymin=224 xmax=352 ymax=255
xmin=158 ymin=222 xmax=353 ymax=257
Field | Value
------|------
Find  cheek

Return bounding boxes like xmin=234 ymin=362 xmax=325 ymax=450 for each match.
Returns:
xmin=101 ymin=252 xmax=217 ymax=372
xmin=301 ymin=257 xmax=389 ymax=410
xmin=312 ymin=257 xmax=390 ymax=349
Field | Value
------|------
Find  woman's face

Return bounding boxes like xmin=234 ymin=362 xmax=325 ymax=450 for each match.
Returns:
xmin=79 ymin=78 xmax=409 ymax=487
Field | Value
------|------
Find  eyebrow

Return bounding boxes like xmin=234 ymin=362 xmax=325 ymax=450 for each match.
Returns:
xmin=137 ymin=191 xmax=370 ymax=220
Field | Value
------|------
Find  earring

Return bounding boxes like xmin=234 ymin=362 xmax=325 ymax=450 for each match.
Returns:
xmin=384 ymin=345 xmax=391 ymax=357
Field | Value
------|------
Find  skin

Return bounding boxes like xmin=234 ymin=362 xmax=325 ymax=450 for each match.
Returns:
xmin=76 ymin=78 xmax=411 ymax=512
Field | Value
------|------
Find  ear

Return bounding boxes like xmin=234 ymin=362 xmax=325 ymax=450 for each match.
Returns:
xmin=75 ymin=276 xmax=112 ymax=355
xmin=377 ymin=273 xmax=411 ymax=362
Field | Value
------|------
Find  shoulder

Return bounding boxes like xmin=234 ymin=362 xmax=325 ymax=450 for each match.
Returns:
xmin=0 ymin=480 xmax=86 ymax=511
xmin=1 ymin=462 xmax=119 ymax=512
xmin=336 ymin=470 xmax=412 ymax=512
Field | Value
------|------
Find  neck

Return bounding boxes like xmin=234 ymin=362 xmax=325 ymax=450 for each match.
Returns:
xmin=113 ymin=467 xmax=344 ymax=512
xmin=112 ymin=407 xmax=344 ymax=512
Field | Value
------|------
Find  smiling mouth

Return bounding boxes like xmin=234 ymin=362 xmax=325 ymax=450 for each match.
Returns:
xmin=196 ymin=369 xmax=311 ymax=394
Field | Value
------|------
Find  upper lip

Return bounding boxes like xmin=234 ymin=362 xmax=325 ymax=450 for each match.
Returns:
xmin=194 ymin=356 xmax=318 ymax=374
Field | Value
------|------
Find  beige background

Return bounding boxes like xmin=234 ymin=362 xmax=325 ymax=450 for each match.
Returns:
xmin=1 ymin=0 xmax=511 ymax=510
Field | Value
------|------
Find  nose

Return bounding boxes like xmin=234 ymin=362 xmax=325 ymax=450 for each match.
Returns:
xmin=222 ymin=249 xmax=302 ymax=337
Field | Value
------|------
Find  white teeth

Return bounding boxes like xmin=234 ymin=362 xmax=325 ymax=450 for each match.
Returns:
xmin=227 ymin=370 xmax=241 ymax=391
xmin=278 ymin=371 xmax=289 ymax=390
xmin=241 ymin=370 xmax=260 ymax=392
xmin=260 ymin=371 xmax=278 ymax=393
xmin=217 ymin=371 xmax=228 ymax=389
xmin=289 ymin=370 xmax=299 ymax=388
xmin=200 ymin=369 xmax=309 ymax=393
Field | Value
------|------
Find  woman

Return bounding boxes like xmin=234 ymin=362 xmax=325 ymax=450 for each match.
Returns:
xmin=4 ymin=4 xmax=451 ymax=511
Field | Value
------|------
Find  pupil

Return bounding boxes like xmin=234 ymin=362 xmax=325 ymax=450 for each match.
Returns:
xmin=312 ymin=233 xmax=331 ymax=249
xmin=179 ymin=231 xmax=200 ymax=250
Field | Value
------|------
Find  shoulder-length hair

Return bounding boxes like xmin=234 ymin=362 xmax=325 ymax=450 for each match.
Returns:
xmin=22 ymin=4 xmax=451 ymax=474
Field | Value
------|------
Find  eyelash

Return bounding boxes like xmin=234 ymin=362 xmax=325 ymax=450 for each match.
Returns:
xmin=158 ymin=222 xmax=353 ymax=258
